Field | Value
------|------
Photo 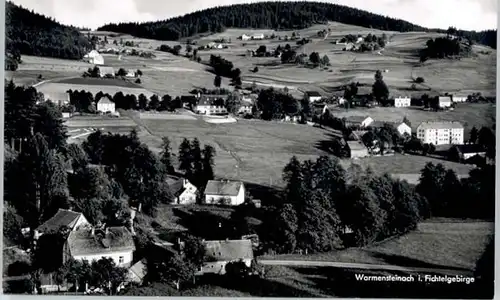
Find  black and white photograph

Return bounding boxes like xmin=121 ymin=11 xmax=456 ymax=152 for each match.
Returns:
xmin=2 ymin=0 xmax=497 ymax=298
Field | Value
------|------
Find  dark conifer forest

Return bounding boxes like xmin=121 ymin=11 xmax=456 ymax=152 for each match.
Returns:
xmin=6 ymin=1 xmax=92 ymax=60
xmin=97 ymin=1 xmax=497 ymax=49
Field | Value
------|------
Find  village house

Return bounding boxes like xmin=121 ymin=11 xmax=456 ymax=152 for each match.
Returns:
xmin=337 ymin=97 xmax=347 ymax=105
xmin=345 ymin=116 xmax=374 ymax=128
xmin=96 ymin=96 xmax=115 ymax=113
xmin=452 ymin=94 xmax=468 ymax=103
xmin=197 ymin=239 xmax=254 ymax=275
xmin=63 ymin=227 xmax=136 ymax=267
xmin=369 ymin=121 xmax=412 ymax=137
xmin=416 ymin=121 xmax=464 ymax=145
xmin=195 ymin=95 xmax=228 ymax=115
xmin=393 ymin=96 xmax=411 ymax=108
xmin=240 ymin=34 xmax=251 ymax=41
xmin=347 ymin=141 xmax=369 ymax=159
xmin=165 ymin=176 xmax=198 ymax=205
xmin=98 ymin=66 xmax=115 ymax=78
xmin=84 ymin=50 xmax=104 ymax=65
xmin=41 ymin=91 xmax=71 ymax=106
xmin=356 ymin=36 xmax=364 ymax=44
xmin=438 ymin=96 xmax=452 ymax=108
xmin=126 ymin=70 xmax=136 ymax=78
xmin=35 ymin=209 xmax=90 ymax=239
xmin=451 ymin=144 xmax=487 ymax=160
xmin=204 ymin=180 xmax=245 ymax=206
xmin=238 ymin=96 xmax=254 ymax=115
xmin=252 ymin=33 xmax=264 ymax=40
xmin=304 ymin=91 xmax=322 ymax=102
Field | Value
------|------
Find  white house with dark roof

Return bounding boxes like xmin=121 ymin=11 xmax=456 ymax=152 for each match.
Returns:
xmin=195 ymin=95 xmax=228 ymax=115
xmin=63 ymin=227 xmax=136 ymax=267
xmin=416 ymin=121 xmax=464 ymax=145
xmin=197 ymin=239 xmax=254 ymax=275
xmin=166 ymin=176 xmax=198 ymax=205
xmin=35 ymin=209 xmax=90 ymax=239
xmin=438 ymin=96 xmax=452 ymax=108
xmin=84 ymin=50 xmax=104 ymax=65
xmin=97 ymin=96 xmax=115 ymax=113
xmin=204 ymin=180 xmax=245 ymax=206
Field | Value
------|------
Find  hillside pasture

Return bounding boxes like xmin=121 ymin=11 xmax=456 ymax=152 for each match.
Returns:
xmin=139 ymin=118 xmax=478 ymax=188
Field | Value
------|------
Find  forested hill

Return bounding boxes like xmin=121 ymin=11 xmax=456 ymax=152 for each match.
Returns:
xmin=98 ymin=1 xmax=426 ymax=40
xmin=6 ymin=1 xmax=93 ymax=60
xmin=97 ymin=1 xmax=496 ymax=49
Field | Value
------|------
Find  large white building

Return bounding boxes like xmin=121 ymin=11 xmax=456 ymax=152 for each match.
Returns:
xmin=195 ymin=95 xmax=228 ymax=115
xmin=97 ymin=96 xmax=115 ymax=113
xmin=416 ymin=121 xmax=464 ymax=145
xmin=204 ymin=180 xmax=245 ymax=206
xmin=394 ymin=96 xmax=411 ymax=108
xmin=83 ymin=50 xmax=104 ymax=65
xmin=438 ymin=96 xmax=452 ymax=108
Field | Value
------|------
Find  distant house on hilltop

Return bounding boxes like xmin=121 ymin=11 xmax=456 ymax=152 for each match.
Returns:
xmin=63 ymin=227 xmax=136 ymax=267
xmin=304 ymin=91 xmax=322 ymax=102
xmin=197 ymin=239 xmax=254 ymax=275
xmin=252 ymin=33 xmax=264 ymax=40
xmin=166 ymin=176 xmax=198 ymax=205
xmin=438 ymin=96 xmax=452 ymax=108
xmin=204 ymin=180 xmax=245 ymax=206
xmin=35 ymin=209 xmax=90 ymax=239
xmin=97 ymin=96 xmax=115 ymax=113
xmin=240 ymin=34 xmax=251 ymax=41
xmin=98 ymin=66 xmax=115 ymax=78
xmin=83 ymin=50 xmax=104 ymax=65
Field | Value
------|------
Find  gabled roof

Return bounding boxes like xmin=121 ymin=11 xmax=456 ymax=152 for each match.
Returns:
xmin=418 ymin=121 xmax=463 ymax=130
xmin=346 ymin=115 xmax=371 ymax=123
xmin=205 ymin=180 xmax=243 ymax=196
xmin=98 ymin=96 xmax=113 ymax=105
xmin=67 ymin=227 xmax=135 ymax=256
xmin=166 ymin=176 xmax=191 ymax=197
xmin=129 ymin=259 xmax=147 ymax=281
xmin=347 ymin=141 xmax=368 ymax=151
xmin=197 ymin=95 xmax=228 ymax=106
xmin=204 ymin=239 xmax=253 ymax=262
xmin=455 ymin=144 xmax=485 ymax=154
xmin=36 ymin=209 xmax=84 ymax=233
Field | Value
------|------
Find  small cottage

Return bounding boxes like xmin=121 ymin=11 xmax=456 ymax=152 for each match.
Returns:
xmin=204 ymin=180 xmax=245 ymax=206
xmin=197 ymin=239 xmax=254 ymax=275
xmin=35 ymin=209 xmax=90 ymax=239
xmin=347 ymin=141 xmax=369 ymax=159
xmin=166 ymin=176 xmax=198 ymax=205
xmin=97 ymin=96 xmax=115 ymax=113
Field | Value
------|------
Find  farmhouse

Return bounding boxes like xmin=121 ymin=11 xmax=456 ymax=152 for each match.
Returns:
xmin=35 ymin=209 xmax=90 ymax=239
xmin=97 ymin=96 xmax=115 ymax=113
xmin=238 ymin=96 xmax=254 ymax=115
xmin=63 ymin=227 xmax=136 ymax=267
xmin=438 ymin=96 xmax=452 ymax=108
xmin=304 ymin=91 xmax=322 ymax=102
xmin=197 ymin=239 xmax=254 ymax=275
xmin=393 ymin=96 xmax=411 ymax=108
xmin=369 ymin=121 xmax=412 ymax=136
xmin=452 ymin=144 xmax=486 ymax=160
xmin=204 ymin=180 xmax=245 ymax=206
xmin=165 ymin=176 xmax=198 ymax=205
xmin=416 ymin=121 xmax=464 ymax=145
xmin=452 ymin=94 xmax=468 ymax=103
xmin=240 ymin=34 xmax=251 ymax=41
xmin=195 ymin=95 xmax=228 ymax=115
xmin=41 ymin=91 xmax=71 ymax=106
xmin=347 ymin=141 xmax=369 ymax=159
xmin=126 ymin=70 xmax=136 ymax=78
xmin=345 ymin=116 xmax=374 ymax=128
xmin=98 ymin=66 xmax=116 ymax=78
xmin=84 ymin=50 xmax=104 ymax=65
xmin=252 ymin=33 xmax=264 ymax=40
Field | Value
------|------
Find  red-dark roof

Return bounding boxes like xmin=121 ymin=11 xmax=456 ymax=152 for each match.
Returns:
xmin=205 ymin=180 xmax=243 ymax=196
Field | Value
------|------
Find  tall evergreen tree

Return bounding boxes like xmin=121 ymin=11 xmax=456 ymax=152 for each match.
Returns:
xmin=178 ymin=138 xmax=193 ymax=178
xmin=160 ymin=137 xmax=174 ymax=174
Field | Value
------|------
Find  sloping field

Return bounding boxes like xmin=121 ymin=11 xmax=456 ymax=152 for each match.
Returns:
xmin=54 ymin=77 xmax=142 ymax=88
xmin=140 ymin=118 xmax=478 ymax=188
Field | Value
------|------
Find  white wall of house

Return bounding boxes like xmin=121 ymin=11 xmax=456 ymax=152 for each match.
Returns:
xmin=308 ymin=96 xmax=322 ymax=102
xmin=417 ymin=127 xmax=464 ymax=145
xmin=97 ymin=102 xmax=115 ymax=113
xmin=397 ymin=123 xmax=412 ymax=136
xmin=72 ymin=250 xmax=133 ymax=267
xmin=439 ymin=98 xmax=452 ymax=108
xmin=177 ymin=181 xmax=198 ymax=205
xmin=199 ymin=259 xmax=252 ymax=275
xmin=238 ymin=105 xmax=253 ymax=114
xmin=394 ymin=97 xmax=411 ymax=107
xmin=453 ymin=96 xmax=467 ymax=103
xmin=205 ymin=185 xmax=245 ymax=206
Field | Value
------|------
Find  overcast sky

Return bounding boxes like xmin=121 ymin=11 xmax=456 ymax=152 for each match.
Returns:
xmin=10 ymin=0 xmax=498 ymax=31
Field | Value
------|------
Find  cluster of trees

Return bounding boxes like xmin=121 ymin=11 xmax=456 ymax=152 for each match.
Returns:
xmin=264 ymin=156 xmax=423 ymax=252
xmin=66 ymin=89 xmax=184 ymax=113
xmin=448 ymin=126 xmax=496 ymax=162
xmin=361 ymin=124 xmax=404 ymax=155
xmin=372 ymin=70 xmax=390 ymax=105
xmin=177 ymin=138 xmax=217 ymax=190
xmin=157 ymin=44 xmax=183 ymax=56
xmin=308 ymin=52 xmax=330 ymax=67
xmin=209 ymin=55 xmax=242 ymax=88
xmin=420 ymin=37 xmax=470 ymax=61
xmin=416 ymin=162 xmax=494 ymax=220
xmin=98 ymin=1 xmax=427 ymax=41
xmin=256 ymin=88 xmax=305 ymax=121
xmin=6 ymin=2 xmax=92 ymax=60
xmin=5 ymin=49 xmax=22 ymax=71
